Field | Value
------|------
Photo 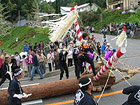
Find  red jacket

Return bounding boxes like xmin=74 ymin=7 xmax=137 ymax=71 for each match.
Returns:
xmin=0 ymin=57 xmax=3 ymax=69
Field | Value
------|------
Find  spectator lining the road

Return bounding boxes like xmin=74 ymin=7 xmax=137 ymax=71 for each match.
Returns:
xmin=22 ymin=55 xmax=28 ymax=77
xmin=30 ymin=50 xmax=43 ymax=81
xmin=47 ymin=50 xmax=54 ymax=72
xmin=23 ymin=41 xmax=29 ymax=52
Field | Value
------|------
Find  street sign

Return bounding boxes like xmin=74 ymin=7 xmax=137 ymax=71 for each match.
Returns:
xmin=0 ymin=41 xmax=2 ymax=46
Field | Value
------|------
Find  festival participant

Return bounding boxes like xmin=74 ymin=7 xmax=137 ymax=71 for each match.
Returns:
xmin=37 ymin=51 xmax=46 ymax=74
xmin=8 ymin=68 xmax=31 ymax=105
xmin=0 ymin=57 xmax=3 ymax=78
xmin=30 ymin=50 xmax=43 ymax=81
xmin=102 ymin=34 xmax=108 ymax=42
xmin=1 ymin=50 xmax=11 ymax=62
xmin=21 ymin=55 xmax=28 ymax=77
xmin=44 ymin=42 xmax=51 ymax=57
xmin=11 ymin=55 xmax=19 ymax=76
xmin=27 ymin=49 xmax=33 ymax=76
xmin=54 ymin=45 xmax=59 ymax=70
xmin=77 ymin=33 xmax=96 ymax=79
xmin=34 ymin=42 xmax=39 ymax=51
xmin=14 ymin=52 xmax=21 ymax=68
xmin=104 ymin=49 xmax=116 ymax=61
xmin=29 ymin=43 xmax=32 ymax=51
xmin=0 ymin=57 xmax=12 ymax=87
xmin=74 ymin=77 xmax=97 ymax=105
xmin=23 ymin=41 xmax=29 ymax=52
xmin=39 ymin=41 xmax=44 ymax=51
xmin=47 ymin=50 xmax=54 ymax=72
xmin=101 ymin=42 xmax=106 ymax=57
xmin=122 ymin=85 xmax=140 ymax=105
xmin=106 ymin=43 xmax=111 ymax=53
xmin=96 ymin=42 xmax=101 ymax=62
xmin=67 ymin=44 xmax=73 ymax=67
xmin=73 ymin=46 xmax=79 ymax=78
xmin=59 ymin=48 xmax=69 ymax=80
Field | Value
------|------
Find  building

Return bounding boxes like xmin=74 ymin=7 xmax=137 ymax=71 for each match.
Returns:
xmin=60 ymin=3 xmax=99 ymax=15
xmin=107 ymin=0 xmax=139 ymax=10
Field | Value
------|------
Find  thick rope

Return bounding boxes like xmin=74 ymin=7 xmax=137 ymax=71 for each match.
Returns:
xmin=115 ymin=69 xmax=132 ymax=86
xmin=97 ymin=68 xmax=112 ymax=103
xmin=95 ymin=53 xmax=132 ymax=86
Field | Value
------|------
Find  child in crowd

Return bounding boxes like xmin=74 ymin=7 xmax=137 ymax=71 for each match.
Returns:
xmin=22 ymin=55 xmax=28 ymax=77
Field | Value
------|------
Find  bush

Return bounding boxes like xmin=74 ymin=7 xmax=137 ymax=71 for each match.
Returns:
xmin=79 ymin=10 xmax=100 ymax=26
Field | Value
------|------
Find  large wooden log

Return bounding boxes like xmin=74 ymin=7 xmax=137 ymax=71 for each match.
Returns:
xmin=0 ymin=73 xmax=115 ymax=105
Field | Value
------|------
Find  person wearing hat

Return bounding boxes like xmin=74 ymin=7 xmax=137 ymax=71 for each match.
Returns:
xmin=8 ymin=68 xmax=31 ymax=105
xmin=106 ymin=43 xmax=111 ymax=53
xmin=0 ymin=57 xmax=12 ymax=87
xmin=74 ymin=77 xmax=97 ymax=105
xmin=77 ymin=33 xmax=96 ymax=79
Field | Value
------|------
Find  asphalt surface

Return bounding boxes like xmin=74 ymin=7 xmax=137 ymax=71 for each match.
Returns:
xmin=1 ymin=33 xmax=140 ymax=105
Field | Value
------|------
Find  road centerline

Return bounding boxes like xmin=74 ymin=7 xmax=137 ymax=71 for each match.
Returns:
xmin=46 ymin=90 xmax=123 ymax=105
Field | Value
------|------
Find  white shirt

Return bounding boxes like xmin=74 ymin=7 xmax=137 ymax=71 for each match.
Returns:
xmin=47 ymin=53 xmax=54 ymax=63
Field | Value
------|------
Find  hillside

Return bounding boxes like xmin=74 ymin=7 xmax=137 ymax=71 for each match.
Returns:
xmin=93 ymin=10 xmax=140 ymax=32
xmin=1 ymin=26 xmax=50 ymax=54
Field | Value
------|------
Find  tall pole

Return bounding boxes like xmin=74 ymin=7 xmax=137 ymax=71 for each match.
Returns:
xmin=18 ymin=10 xmax=20 ymax=26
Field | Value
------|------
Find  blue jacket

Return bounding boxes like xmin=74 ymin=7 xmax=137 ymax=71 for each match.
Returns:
xmin=23 ymin=45 xmax=29 ymax=52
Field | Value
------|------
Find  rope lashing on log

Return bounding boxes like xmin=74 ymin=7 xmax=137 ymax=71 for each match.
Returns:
xmin=97 ymin=67 xmax=112 ymax=103
xmin=117 ymin=61 xmax=137 ymax=70
xmin=94 ymin=48 xmax=126 ymax=80
xmin=93 ymin=52 xmax=132 ymax=86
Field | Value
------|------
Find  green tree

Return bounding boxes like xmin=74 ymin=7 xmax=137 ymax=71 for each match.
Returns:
xmin=40 ymin=1 xmax=55 ymax=13
xmin=55 ymin=0 xmax=60 ymax=13
xmin=0 ymin=1 xmax=11 ymax=36
xmin=32 ymin=0 xmax=41 ymax=22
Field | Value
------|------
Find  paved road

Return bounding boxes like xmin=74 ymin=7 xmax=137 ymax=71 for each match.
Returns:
xmin=1 ymin=33 xmax=140 ymax=105
xmin=41 ymin=34 xmax=140 ymax=105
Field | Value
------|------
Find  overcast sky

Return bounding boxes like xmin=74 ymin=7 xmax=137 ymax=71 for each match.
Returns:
xmin=46 ymin=0 xmax=55 ymax=2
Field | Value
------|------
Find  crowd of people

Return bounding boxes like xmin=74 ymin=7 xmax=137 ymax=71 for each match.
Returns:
xmin=0 ymin=26 xmax=140 ymax=105
xmin=101 ymin=22 xmax=139 ymax=38
xmin=0 ymin=29 xmax=116 ymax=82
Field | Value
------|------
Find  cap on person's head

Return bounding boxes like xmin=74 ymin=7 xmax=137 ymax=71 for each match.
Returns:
xmin=82 ymin=33 xmax=88 ymax=39
xmin=14 ymin=68 xmax=22 ymax=77
xmin=79 ymin=77 xmax=92 ymax=89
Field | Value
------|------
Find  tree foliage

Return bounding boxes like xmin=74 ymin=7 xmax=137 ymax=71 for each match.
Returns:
xmin=79 ymin=10 xmax=100 ymax=26
xmin=0 ymin=1 xmax=11 ymax=36
xmin=0 ymin=0 xmax=56 ymax=22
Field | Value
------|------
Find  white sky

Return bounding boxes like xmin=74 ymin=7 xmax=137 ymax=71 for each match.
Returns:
xmin=46 ymin=0 xmax=55 ymax=2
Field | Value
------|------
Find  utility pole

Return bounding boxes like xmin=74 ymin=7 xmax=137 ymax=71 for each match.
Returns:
xmin=18 ymin=10 xmax=21 ymax=26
